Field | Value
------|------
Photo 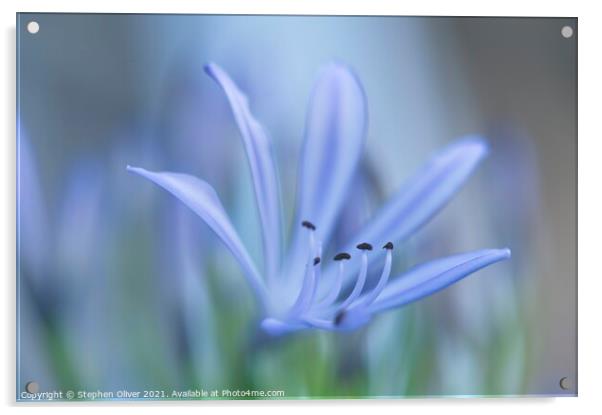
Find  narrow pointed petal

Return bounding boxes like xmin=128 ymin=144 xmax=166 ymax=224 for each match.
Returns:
xmin=127 ymin=166 xmax=267 ymax=306
xmin=347 ymin=137 xmax=488 ymax=253
xmin=205 ymin=63 xmax=282 ymax=281
xmin=321 ymin=137 xmax=490 ymax=291
xmin=369 ymin=248 xmax=511 ymax=314
xmin=293 ymin=63 xmax=367 ymax=248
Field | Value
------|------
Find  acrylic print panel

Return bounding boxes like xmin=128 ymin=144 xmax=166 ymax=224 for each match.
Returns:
xmin=16 ymin=13 xmax=577 ymax=401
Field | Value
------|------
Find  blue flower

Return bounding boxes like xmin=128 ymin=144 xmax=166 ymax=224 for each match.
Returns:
xmin=128 ymin=62 xmax=510 ymax=336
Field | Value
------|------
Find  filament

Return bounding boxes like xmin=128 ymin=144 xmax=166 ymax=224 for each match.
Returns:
xmin=310 ymin=242 xmax=323 ymax=302
xmin=315 ymin=260 xmax=344 ymax=308
xmin=289 ymin=256 xmax=321 ymax=317
xmin=336 ymin=251 xmax=368 ymax=312
xmin=360 ymin=248 xmax=392 ymax=306
xmin=308 ymin=230 xmax=316 ymax=259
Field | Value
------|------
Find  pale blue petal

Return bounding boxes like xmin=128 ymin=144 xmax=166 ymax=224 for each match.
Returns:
xmin=328 ymin=137 xmax=489 ymax=288
xmin=347 ymin=136 xmax=488 ymax=251
xmin=127 ymin=166 xmax=267 ymax=307
xmin=292 ymin=62 xmax=367 ymax=248
xmin=205 ymin=63 xmax=282 ymax=281
xmin=370 ymin=248 xmax=511 ymax=313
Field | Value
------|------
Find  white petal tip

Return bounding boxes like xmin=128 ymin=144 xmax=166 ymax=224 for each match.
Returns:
xmin=436 ymin=135 xmax=490 ymax=167
xmin=323 ymin=61 xmax=352 ymax=72
xmin=484 ymin=248 xmax=512 ymax=262
xmin=316 ymin=61 xmax=363 ymax=90
xmin=471 ymin=135 xmax=491 ymax=156
xmin=126 ymin=165 xmax=144 ymax=174
xmin=500 ymin=248 xmax=512 ymax=258
xmin=481 ymin=248 xmax=511 ymax=261
xmin=460 ymin=135 xmax=489 ymax=156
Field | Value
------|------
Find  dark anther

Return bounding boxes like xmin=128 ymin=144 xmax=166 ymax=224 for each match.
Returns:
xmin=383 ymin=241 xmax=394 ymax=250
xmin=333 ymin=252 xmax=351 ymax=261
xmin=313 ymin=257 xmax=321 ymax=266
xmin=356 ymin=242 xmax=373 ymax=251
xmin=334 ymin=311 xmax=346 ymax=326
xmin=301 ymin=220 xmax=316 ymax=230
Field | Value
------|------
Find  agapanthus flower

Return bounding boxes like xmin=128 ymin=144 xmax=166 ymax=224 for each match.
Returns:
xmin=128 ymin=62 xmax=510 ymax=336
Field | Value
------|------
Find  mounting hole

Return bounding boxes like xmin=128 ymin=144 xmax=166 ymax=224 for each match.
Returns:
xmin=25 ymin=381 xmax=39 ymax=393
xmin=559 ymin=377 xmax=571 ymax=390
xmin=27 ymin=21 xmax=40 ymax=34
xmin=561 ymin=25 xmax=573 ymax=39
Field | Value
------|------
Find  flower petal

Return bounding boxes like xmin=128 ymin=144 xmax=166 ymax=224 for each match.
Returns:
xmin=127 ymin=166 xmax=267 ymax=307
xmin=369 ymin=248 xmax=511 ymax=313
xmin=326 ymin=137 xmax=489 ymax=289
xmin=205 ymin=63 xmax=282 ymax=281
xmin=293 ymin=62 xmax=367 ymax=247
xmin=348 ymin=136 xmax=488 ymax=252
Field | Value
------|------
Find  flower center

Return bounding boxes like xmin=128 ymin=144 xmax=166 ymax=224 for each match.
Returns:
xmin=291 ymin=221 xmax=394 ymax=325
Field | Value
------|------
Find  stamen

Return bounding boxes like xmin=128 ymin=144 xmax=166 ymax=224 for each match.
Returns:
xmin=356 ymin=242 xmax=373 ymax=251
xmin=289 ymin=256 xmax=321 ymax=317
xmin=310 ymin=252 xmax=322 ymax=304
xmin=302 ymin=220 xmax=317 ymax=259
xmin=334 ymin=310 xmax=346 ymax=326
xmin=360 ymin=242 xmax=394 ymax=306
xmin=334 ymin=252 xmax=351 ymax=261
xmin=315 ymin=253 xmax=350 ymax=307
xmin=335 ymin=248 xmax=369 ymax=311
xmin=301 ymin=220 xmax=316 ymax=230
xmin=309 ymin=230 xmax=316 ymax=249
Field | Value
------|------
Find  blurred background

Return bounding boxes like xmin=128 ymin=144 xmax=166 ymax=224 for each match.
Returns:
xmin=17 ymin=14 xmax=576 ymax=398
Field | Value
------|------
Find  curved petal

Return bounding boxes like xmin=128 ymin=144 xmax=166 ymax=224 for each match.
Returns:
xmin=327 ymin=136 xmax=489 ymax=287
xmin=127 ymin=166 xmax=267 ymax=307
xmin=350 ymin=136 xmax=487 ymax=250
xmin=292 ymin=62 xmax=367 ymax=250
xmin=369 ymin=248 xmax=511 ymax=313
xmin=205 ymin=63 xmax=282 ymax=281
